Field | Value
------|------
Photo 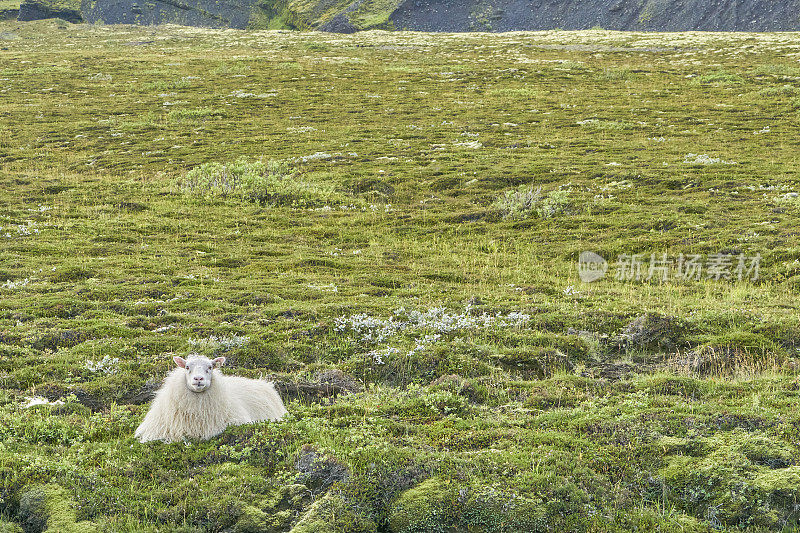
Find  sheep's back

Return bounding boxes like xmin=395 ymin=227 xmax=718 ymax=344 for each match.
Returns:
xmin=224 ymin=376 xmax=287 ymax=422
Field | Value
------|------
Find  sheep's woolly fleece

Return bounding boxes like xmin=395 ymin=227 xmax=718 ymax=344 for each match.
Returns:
xmin=135 ymin=355 xmax=287 ymax=443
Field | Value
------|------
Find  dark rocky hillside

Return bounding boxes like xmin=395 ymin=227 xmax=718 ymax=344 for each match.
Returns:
xmin=15 ymin=0 xmax=800 ymax=33
xmin=390 ymin=0 xmax=800 ymax=32
xmin=79 ymin=0 xmax=259 ymax=27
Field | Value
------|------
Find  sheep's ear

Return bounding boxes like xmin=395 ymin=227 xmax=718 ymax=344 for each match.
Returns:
xmin=173 ymin=356 xmax=187 ymax=368
xmin=212 ymin=357 xmax=226 ymax=368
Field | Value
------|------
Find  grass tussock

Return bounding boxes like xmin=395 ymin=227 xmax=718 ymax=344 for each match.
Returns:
xmin=180 ymin=158 xmax=342 ymax=207
xmin=494 ymin=185 xmax=571 ymax=219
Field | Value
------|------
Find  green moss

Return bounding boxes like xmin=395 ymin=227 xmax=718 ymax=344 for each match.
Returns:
xmin=493 ymin=346 xmax=565 ymax=378
xmin=751 ymin=466 xmax=800 ymax=492
xmin=694 ymin=330 xmax=781 ymax=353
xmin=347 ymin=0 xmax=403 ymax=29
xmin=19 ymin=484 xmax=98 ymax=533
xmin=167 ymin=107 xmax=223 ymax=123
xmin=692 ymin=70 xmax=746 ymax=85
xmin=0 ymin=520 xmax=23 ymax=533
xmin=50 ymin=267 xmax=94 ymax=283
xmin=232 ymin=505 xmax=269 ymax=533
xmin=290 ymin=493 xmax=376 ymax=533
xmin=660 ymin=431 xmax=800 ymax=528
xmin=387 ymin=478 xmax=560 ymax=532
xmin=285 ymin=0 xmax=351 ymax=27
xmin=656 ymin=436 xmax=709 ymax=457
xmin=247 ymin=0 xmax=298 ymax=29
xmin=638 ymin=0 xmax=669 ymax=25
xmin=388 ymin=477 xmax=459 ymax=533
xmin=261 ymin=484 xmax=312 ymax=512
xmin=636 ymin=374 xmax=707 ymax=398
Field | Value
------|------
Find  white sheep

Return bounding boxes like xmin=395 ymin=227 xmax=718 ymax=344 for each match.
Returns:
xmin=134 ymin=354 xmax=287 ymax=443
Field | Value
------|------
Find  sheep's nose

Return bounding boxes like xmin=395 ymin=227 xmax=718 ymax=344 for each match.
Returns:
xmin=193 ymin=376 xmax=204 ymax=382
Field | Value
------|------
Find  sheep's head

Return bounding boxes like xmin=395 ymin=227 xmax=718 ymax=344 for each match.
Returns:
xmin=174 ymin=355 xmax=225 ymax=393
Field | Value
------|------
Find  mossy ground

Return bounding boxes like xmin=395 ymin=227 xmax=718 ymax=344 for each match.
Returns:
xmin=1 ymin=21 xmax=799 ymax=532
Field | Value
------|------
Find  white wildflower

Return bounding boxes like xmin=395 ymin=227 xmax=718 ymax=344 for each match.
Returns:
xmin=296 ymin=151 xmax=334 ymax=163
xmin=683 ymin=153 xmax=737 ymax=165
xmin=187 ymin=335 xmax=250 ymax=351
xmin=452 ymin=140 xmax=483 ymax=149
xmin=307 ymin=283 xmax=338 ymax=292
xmin=2 ymin=278 xmax=30 ymax=290
xmin=23 ymin=397 xmax=64 ymax=408
xmin=335 ymin=306 xmax=530 ymax=346
xmin=85 ymin=355 xmax=120 ymax=374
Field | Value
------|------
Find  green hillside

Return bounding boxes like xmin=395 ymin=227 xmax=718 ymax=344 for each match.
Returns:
xmin=245 ymin=0 xmax=404 ymax=30
xmin=1 ymin=20 xmax=800 ymax=532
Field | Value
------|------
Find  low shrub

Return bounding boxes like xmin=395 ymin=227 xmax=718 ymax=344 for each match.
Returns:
xmin=180 ymin=158 xmax=340 ymax=207
xmin=494 ymin=186 xmax=571 ymax=220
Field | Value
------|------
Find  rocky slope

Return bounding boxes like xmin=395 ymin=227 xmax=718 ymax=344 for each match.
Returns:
xmin=79 ymin=0 xmax=258 ymax=27
xmin=390 ymin=0 xmax=800 ymax=32
xmin=17 ymin=0 xmax=81 ymax=22
xmin=15 ymin=0 xmax=800 ymax=32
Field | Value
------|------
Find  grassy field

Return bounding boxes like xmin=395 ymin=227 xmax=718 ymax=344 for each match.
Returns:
xmin=1 ymin=20 xmax=800 ymax=532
